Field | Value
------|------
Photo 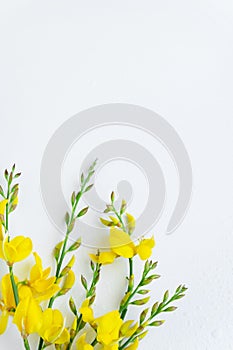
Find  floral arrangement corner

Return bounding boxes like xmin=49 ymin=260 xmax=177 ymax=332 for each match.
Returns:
xmin=0 ymin=161 xmax=187 ymax=350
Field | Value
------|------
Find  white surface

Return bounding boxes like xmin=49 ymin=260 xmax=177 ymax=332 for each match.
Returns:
xmin=1 ymin=0 xmax=233 ymax=349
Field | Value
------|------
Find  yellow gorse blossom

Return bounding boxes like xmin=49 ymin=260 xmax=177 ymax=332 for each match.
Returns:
xmin=76 ymin=333 xmax=94 ymax=350
xmin=101 ymin=345 xmax=118 ymax=350
xmin=0 ymin=200 xmax=8 ymax=216
xmin=0 ymin=274 xmax=17 ymax=334
xmin=13 ymin=295 xmax=43 ymax=336
xmin=0 ymin=235 xmax=33 ymax=265
xmin=135 ymin=237 xmax=155 ymax=260
xmin=95 ymin=310 xmax=123 ymax=346
xmin=39 ymin=309 xmax=70 ymax=345
xmin=60 ymin=269 xmax=76 ymax=292
xmin=18 ymin=252 xmax=60 ymax=302
xmin=79 ymin=299 xmax=94 ymax=323
xmin=0 ymin=164 xmax=186 ymax=350
xmin=89 ymin=251 xmax=117 ymax=265
xmin=110 ymin=227 xmax=155 ymax=261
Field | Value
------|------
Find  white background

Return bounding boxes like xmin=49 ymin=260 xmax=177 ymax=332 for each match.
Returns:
xmin=1 ymin=1 xmax=233 ymax=349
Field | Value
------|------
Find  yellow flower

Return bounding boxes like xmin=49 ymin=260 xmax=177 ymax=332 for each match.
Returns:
xmin=13 ymin=295 xmax=43 ymax=336
xmin=110 ymin=228 xmax=136 ymax=259
xmin=60 ymin=269 xmax=75 ymax=292
xmin=136 ymin=237 xmax=155 ymax=260
xmin=79 ymin=299 xmax=94 ymax=323
xmin=39 ymin=309 xmax=70 ymax=345
xmin=126 ymin=213 xmax=136 ymax=234
xmin=0 ymin=200 xmax=8 ymax=216
xmin=0 ymin=200 xmax=8 ymax=240
xmin=0 ymin=235 xmax=32 ymax=265
xmin=0 ymin=274 xmax=17 ymax=334
xmin=76 ymin=333 xmax=94 ymax=350
xmin=95 ymin=310 xmax=123 ymax=346
xmin=102 ymin=345 xmax=118 ymax=350
xmin=125 ymin=338 xmax=139 ymax=350
xmin=18 ymin=252 xmax=60 ymax=302
xmin=89 ymin=251 xmax=117 ymax=265
xmin=110 ymin=227 xmax=155 ymax=260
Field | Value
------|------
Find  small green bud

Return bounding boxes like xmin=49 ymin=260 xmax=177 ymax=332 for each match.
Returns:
xmin=151 ymin=302 xmax=158 ymax=315
xmin=68 ymin=239 xmax=81 ymax=252
xmin=71 ymin=192 xmax=76 ymax=206
xmin=149 ymin=320 xmax=165 ymax=327
xmin=81 ymin=275 xmax=88 ymax=290
xmin=120 ymin=199 xmax=127 ymax=214
xmin=130 ymin=297 xmax=150 ymax=306
xmin=84 ymin=184 xmax=94 ymax=193
xmin=69 ymin=297 xmax=77 ymax=316
xmin=4 ymin=169 xmax=8 ymax=180
xmin=111 ymin=191 xmax=115 ymax=202
xmin=138 ymin=330 xmax=148 ymax=339
xmin=140 ymin=308 xmax=149 ymax=324
xmin=137 ymin=289 xmax=149 ymax=295
xmin=163 ymin=306 xmax=177 ymax=312
xmin=163 ymin=290 xmax=169 ymax=303
xmin=67 ymin=219 xmax=75 ymax=234
xmin=77 ymin=207 xmax=89 ymax=218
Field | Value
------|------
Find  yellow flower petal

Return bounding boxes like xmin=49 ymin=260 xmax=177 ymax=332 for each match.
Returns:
xmin=1 ymin=274 xmax=17 ymax=308
xmin=95 ymin=310 xmax=123 ymax=345
xmin=110 ymin=227 xmax=135 ymax=258
xmin=89 ymin=251 xmax=117 ymax=265
xmin=126 ymin=213 xmax=136 ymax=234
xmin=0 ymin=224 xmax=4 ymax=241
xmin=13 ymin=296 xmax=43 ymax=335
xmin=76 ymin=333 xmax=94 ymax=350
xmin=1 ymin=236 xmax=32 ymax=264
xmin=55 ymin=328 xmax=70 ymax=344
xmin=0 ymin=200 xmax=8 ymax=216
xmin=9 ymin=236 xmax=33 ymax=263
xmin=39 ymin=309 xmax=70 ymax=344
xmin=62 ymin=270 xmax=75 ymax=290
xmin=0 ymin=311 xmax=9 ymax=334
xmin=79 ymin=299 xmax=94 ymax=323
xmin=136 ymin=237 xmax=155 ymax=260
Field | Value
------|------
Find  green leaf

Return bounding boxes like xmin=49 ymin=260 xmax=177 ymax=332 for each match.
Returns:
xmin=81 ymin=275 xmax=88 ymax=290
xmin=77 ymin=207 xmax=89 ymax=218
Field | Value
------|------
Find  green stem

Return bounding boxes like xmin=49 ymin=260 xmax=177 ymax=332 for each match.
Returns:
xmin=5 ymin=178 xmax=10 ymax=232
xmin=39 ymin=163 xmax=97 ymax=350
xmin=9 ymin=266 xmax=19 ymax=305
xmin=119 ymin=287 xmax=186 ymax=350
xmin=86 ymin=263 xmax=100 ymax=297
xmin=9 ymin=266 xmax=31 ymax=350
xmin=112 ymin=204 xmax=126 ymax=232
xmin=121 ymin=258 xmax=133 ymax=320
xmin=23 ymin=338 xmax=31 ymax=350
xmin=120 ymin=263 xmax=152 ymax=319
xmin=67 ymin=263 xmax=101 ymax=349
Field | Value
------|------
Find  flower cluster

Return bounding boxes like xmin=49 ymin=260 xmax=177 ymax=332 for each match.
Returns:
xmin=0 ymin=163 xmax=187 ymax=350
